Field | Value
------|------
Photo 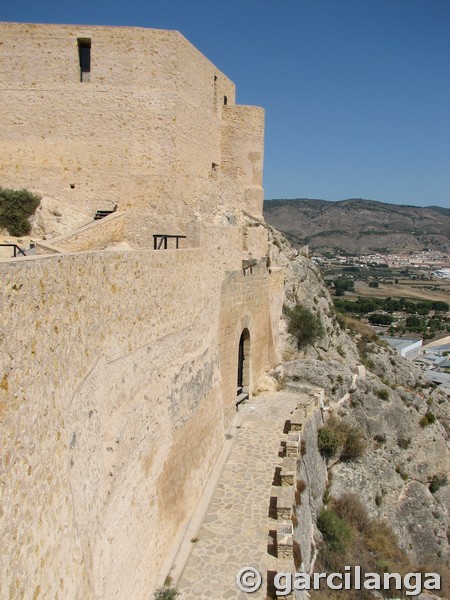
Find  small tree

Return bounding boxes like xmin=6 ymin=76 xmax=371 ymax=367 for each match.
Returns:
xmin=368 ymin=313 xmax=393 ymax=326
xmin=286 ymin=305 xmax=325 ymax=349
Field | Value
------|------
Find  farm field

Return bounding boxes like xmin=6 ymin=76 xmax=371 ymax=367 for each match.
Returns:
xmin=351 ymin=280 xmax=450 ymax=303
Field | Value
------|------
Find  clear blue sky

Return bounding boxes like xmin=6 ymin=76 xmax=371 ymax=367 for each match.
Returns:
xmin=1 ymin=0 xmax=449 ymax=207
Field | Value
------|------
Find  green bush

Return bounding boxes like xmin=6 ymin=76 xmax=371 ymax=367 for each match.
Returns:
xmin=368 ymin=312 xmax=393 ymax=325
xmin=286 ymin=304 xmax=325 ymax=349
xmin=318 ymin=416 xmax=365 ymax=462
xmin=316 ymin=503 xmax=416 ymax=597
xmin=375 ymin=389 xmax=390 ymax=401
xmin=154 ymin=587 xmax=180 ymax=600
xmin=428 ymin=474 xmax=448 ymax=494
xmin=0 ymin=187 xmax=41 ymax=236
xmin=317 ymin=508 xmax=352 ymax=553
xmin=318 ymin=427 xmax=341 ymax=460
xmin=341 ymin=427 xmax=366 ymax=462
xmin=420 ymin=411 xmax=436 ymax=428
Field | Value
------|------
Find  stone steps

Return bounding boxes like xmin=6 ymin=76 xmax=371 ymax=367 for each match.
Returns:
xmin=236 ymin=391 xmax=249 ymax=407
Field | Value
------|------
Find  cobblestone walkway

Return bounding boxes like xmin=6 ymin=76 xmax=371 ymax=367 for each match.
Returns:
xmin=176 ymin=391 xmax=305 ymax=599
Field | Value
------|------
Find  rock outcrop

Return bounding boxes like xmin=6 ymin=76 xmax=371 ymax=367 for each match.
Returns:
xmin=267 ymin=226 xmax=449 ymax=594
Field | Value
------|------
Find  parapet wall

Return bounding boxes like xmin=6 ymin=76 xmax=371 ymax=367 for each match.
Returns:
xmin=39 ymin=211 xmax=127 ymax=253
xmin=1 ymin=246 xmax=224 ymax=599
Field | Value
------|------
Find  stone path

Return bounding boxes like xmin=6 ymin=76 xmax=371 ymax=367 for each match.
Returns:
xmin=175 ymin=390 xmax=307 ymax=599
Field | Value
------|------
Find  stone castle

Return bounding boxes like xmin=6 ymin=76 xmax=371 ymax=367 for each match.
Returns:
xmin=0 ymin=23 xmax=286 ymax=599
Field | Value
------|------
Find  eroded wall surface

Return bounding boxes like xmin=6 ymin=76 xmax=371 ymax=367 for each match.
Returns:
xmin=0 ymin=246 xmax=219 ymax=599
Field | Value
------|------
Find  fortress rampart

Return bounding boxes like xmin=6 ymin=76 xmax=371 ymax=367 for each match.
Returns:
xmin=0 ymin=23 xmax=281 ymax=599
xmin=0 ymin=223 xmax=284 ymax=598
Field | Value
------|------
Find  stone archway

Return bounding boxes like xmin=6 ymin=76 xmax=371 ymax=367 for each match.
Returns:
xmin=237 ymin=328 xmax=250 ymax=400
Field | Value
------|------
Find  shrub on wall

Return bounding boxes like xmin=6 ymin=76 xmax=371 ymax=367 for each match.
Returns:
xmin=0 ymin=187 xmax=41 ymax=236
xmin=428 ymin=474 xmax=448 ymax=494
xmin=286 ymin=304 xmax=325 ymax=349
xmin=340 ymin=427 xmax=366 ymax=461
xmin=154 ymin=587 xmax=180 ymax=600
xmin=420 ymin=411 xmax=436 ymax=428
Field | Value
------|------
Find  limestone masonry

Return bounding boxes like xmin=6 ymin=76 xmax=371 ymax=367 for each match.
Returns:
xmin=0 ymin=23 xmax=283 ymax=599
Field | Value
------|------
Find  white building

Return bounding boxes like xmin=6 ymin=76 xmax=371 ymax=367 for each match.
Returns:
xmin=382 ymin=336 xmax=423 ymax=360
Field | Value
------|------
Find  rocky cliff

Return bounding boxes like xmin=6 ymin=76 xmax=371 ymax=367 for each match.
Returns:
xmin=264 ymin=223 xmax=449 ymax=597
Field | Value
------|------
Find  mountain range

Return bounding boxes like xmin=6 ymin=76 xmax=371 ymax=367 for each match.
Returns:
xmin=263 ymin=198 xmax=450 ymax=255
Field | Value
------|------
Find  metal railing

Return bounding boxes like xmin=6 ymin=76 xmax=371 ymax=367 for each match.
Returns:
xmin=0 ymin=243 xmax=27 ymax=257
xmin=94 ymin=204 xmax=118 ymax=220
xmin=153 ymin=234 xmax=186 ymax=250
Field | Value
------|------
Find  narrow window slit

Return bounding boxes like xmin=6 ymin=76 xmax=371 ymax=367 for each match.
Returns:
xmin=78 ymin=39 xmax=91 ymax=82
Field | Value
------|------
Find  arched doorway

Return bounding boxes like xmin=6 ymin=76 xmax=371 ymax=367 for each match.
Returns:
xmin=237 ymin=328 xmax=250 ymax=401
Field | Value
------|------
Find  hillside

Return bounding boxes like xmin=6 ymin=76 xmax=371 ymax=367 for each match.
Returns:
xmin=266 ymin=225 xmax=449 ymax=595
xmin=263 ymin=198 xmax=450 ymax=254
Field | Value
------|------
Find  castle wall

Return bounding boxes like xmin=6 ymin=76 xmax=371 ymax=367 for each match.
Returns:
xmin=221 ymin=105 xmax=265 ymax=217
xmin=0 ymin=23 xmax=251 ymax=226
xmin=219 ymin=263 xmax=270 ymax=423
xmin=0 ymin=223 xmax=281 ymax=599
xmin=0 ymin=23 xmax=274 ymax=598
xmin=0 ymin=246 xmax=224 ymax=599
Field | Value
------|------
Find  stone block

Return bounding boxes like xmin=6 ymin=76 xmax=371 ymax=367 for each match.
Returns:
xmin=289 ymin=410 xmax=303 ymax=431
xmin=276 ymin=487 xmax=293 ymax=522
xmin=281 ymin=457 xmax=296 ymax=486
xmin=277 ymin=522 xmax=293 ymax=559
xmin=286 ymin=440 xmax=299 ymax=458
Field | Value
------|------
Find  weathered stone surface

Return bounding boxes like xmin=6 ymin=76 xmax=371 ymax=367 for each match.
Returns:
xmin=329 ymin=366 xmax=449 ymax=566
xmin=292 ymin=409 xmax=327 ymax=576
xmin=266 ymin=229 xmax=449 ymax=591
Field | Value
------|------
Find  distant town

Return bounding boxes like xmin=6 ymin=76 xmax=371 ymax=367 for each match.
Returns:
xmin=314 ymin=249 xmax=450 ymax=394
xmin=312 ymin=249 xmax=450 ymax=273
